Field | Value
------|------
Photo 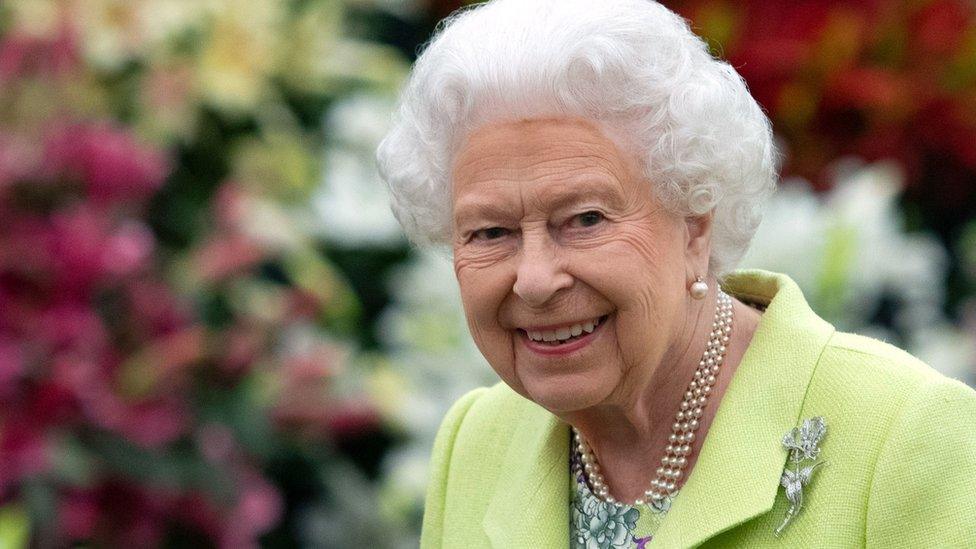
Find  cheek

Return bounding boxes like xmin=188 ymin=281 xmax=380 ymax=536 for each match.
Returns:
xmin=569 ymin=225 xmax=687 ymax=361
xmin=454 ymin=259 xmax=515 ymax=356
xmin=573 ymin=223 xmax=683 ymax=301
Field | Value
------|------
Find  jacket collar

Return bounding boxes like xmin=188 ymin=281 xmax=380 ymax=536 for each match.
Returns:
xmin=482 ymin=270 xmax=835 ymax=548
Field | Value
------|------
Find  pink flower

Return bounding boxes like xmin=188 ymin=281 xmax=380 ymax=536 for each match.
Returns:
xmin=196 ymin=423 xmax=238 ymax=464
xmin=0 ymin=338 xmax=24 ymax=400
xmin=19 ymin=204 xmax=155 ymax=303
xmin=0 ymin=416 xmax=50 ymax=497
xmin=58 ymin=490 xmax=100 ymax=540
xmin=213 ymin=183 xmax=249 ymax=228
xmin=220 ymin=469 xmax=283 ymax=549
xmin=0 ymin=134 xmax=37 ymax=190
xmin=84 ymin=392 xmax=189 ymax=449
xmin=49 ymin=205 xmax=125 ymax=297
xmin=101 ymin=220 xmax=156 ymax=277
xmin=193 ymin=234 xmax=267 ymax=282
xmin=44 ymin=123 xmax=170 ymax=206
xmin=217 ymin=324 xmax=267 ymax=377
xmin=124 ymin=280 xmax=194 ymax=336
xmin=326 ymin=399 xmax=383 ymax=441
xmin=0 ymin=24 xmax=79 ymax=85
xmin=50 ymin=355 xmax=103 ymax=402
xmin=37 ymin=302 xmax=109 ymax=356
xmin=119 ymin=398 xmax=190 ymax=449
xmin=57 ymin=482 xmax=172 ymax=547
xmin=271 ymin=347 xmax=342 ymax=438
xmin=29 ymin=380 xmax=81 ymax=427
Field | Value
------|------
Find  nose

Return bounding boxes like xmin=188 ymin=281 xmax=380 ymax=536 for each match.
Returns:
xmin=512 ymin=234 xmax=574 ymax=307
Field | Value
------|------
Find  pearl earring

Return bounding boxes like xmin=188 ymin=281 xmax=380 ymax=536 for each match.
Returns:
xmin=690 ymin=275 xmax=708 ymax=300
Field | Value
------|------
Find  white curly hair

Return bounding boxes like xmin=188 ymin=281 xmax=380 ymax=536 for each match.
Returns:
xmin=375 ymin=0 xmax=778 ymax=276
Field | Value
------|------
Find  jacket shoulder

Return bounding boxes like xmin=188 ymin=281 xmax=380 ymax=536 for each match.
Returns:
xmin=856 ymin=340 xmax=976 ymax=546
xmin=822 ymin=330 xmax=970 ymax=391
xmin=810 ymin=329 xmax=975 ymax=441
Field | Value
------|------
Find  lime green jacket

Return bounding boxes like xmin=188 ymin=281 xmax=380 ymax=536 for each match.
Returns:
xmin=420 ymin=270 xmax=976 ymax=548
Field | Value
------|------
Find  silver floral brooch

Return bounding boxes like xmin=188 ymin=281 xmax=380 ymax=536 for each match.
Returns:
xmin=774 ymin=416 xmax=827 ymax=537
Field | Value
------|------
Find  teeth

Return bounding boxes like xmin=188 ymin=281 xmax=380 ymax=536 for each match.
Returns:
xmin=525 ymin=316 xmax=604 ymax=342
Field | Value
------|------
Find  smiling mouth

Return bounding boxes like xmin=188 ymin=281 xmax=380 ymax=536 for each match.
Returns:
xmin=520 ymin=315 xmax=609 ymax=346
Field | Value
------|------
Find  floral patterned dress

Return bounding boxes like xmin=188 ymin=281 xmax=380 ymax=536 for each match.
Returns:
xmin=569 ymin=446 xmax=676 ymax=549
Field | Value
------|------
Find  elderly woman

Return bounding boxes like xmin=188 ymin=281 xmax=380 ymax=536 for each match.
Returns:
xmin=376 ymin=0 xmax=976 ymax=547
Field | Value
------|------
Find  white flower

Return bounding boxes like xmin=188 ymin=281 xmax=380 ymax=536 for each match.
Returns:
xmin=314 ymin=93 xmax=406 ymax=247
xmin=740 ymin=159 xmax=969 ymax=378
xmin=375 ymin=250 xmax=496 ymax=534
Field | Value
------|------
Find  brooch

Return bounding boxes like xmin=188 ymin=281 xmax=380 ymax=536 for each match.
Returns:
xmin=774 ymin=416 xmax=827 ymax=537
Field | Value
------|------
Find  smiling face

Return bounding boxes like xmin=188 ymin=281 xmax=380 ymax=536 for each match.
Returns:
xmin=451 ymin=118 xmax=711 ymax=414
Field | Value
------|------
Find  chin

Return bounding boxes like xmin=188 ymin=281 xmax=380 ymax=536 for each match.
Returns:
xmin=519 ymin=372 xmax=615 ymax=414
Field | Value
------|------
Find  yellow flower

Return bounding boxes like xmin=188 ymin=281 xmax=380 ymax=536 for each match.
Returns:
xmin=4 ymin=0 xmax=63 ymax=38
xmin=274 ymin=0 xmax=345 ymax=93
xmin=232 ymin=131 xmax=320 ymax=203
xmin=74 ymin=0 xmax=205 ymax=71
xmin=195 ymin=0 xmax=283 ymax=115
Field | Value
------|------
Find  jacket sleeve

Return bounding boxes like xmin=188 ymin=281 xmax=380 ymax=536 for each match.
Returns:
xmin=865 ymin=377 xmax=976 ymax=547
xmin=420 ymin=387 xmax=488 ymax=549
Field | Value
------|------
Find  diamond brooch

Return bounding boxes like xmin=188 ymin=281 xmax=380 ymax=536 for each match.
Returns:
xmin=774 ymin=416 xmax=827 ymax=537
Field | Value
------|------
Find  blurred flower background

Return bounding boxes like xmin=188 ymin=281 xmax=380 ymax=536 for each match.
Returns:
xmin=0 ymin=0 xmax=973 ymax=547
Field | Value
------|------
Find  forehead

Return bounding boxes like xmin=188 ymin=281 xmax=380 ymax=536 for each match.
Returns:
xmin=451 ymin=118 xmax=641 ymax=208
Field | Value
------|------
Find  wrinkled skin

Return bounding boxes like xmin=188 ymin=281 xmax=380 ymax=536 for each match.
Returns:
xmin=451 ymin=118 xmax=761 ymax=502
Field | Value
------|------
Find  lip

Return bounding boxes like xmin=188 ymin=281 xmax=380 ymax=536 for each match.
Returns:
xmin=519 ymin=315 xmax=605 ymax=332
xmin=518 ymin=314 xmax=609 ymax=357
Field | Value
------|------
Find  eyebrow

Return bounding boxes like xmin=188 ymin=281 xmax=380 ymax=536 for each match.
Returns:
xmin=543 ymin=182 xmax=625 ymax=211
xmin=452 ymin=199 xmax=517 ymax=229
xmin=452 ymin=179 xmax=626 ymax=228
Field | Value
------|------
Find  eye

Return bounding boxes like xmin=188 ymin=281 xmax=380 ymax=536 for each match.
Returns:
xmin=472 ymin=227 xmax=511 ymax=241
xmin=573 ymin=210 xmax=605 ymax=228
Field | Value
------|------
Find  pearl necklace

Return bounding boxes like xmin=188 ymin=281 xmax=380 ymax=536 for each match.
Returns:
xmin=572 ymin=290 xmax=734 ymax=513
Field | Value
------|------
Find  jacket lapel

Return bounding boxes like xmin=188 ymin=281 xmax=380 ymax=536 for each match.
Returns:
xmin=481 ymin=398 xmax=570 ymax=548
xmin=652 ymin=270 xmax=835 ymax=547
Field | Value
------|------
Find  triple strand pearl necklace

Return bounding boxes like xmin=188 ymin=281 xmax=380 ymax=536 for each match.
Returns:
xmin=572 ymin=290 xmax=734 ymax=514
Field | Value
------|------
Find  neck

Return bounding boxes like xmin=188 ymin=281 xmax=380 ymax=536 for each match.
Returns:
xmin=558 ymin=285 xmax=761 ymax=503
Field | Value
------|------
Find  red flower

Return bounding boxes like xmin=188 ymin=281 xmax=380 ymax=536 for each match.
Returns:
xmin=910 ymin=0 xmax=973 ymax=58
xmin=824 ymin=67 xmax=911 ymax=113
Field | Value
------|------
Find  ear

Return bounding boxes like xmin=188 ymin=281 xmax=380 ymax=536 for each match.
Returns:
xmin=683 ymin=212 xmax=714 ymax=275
